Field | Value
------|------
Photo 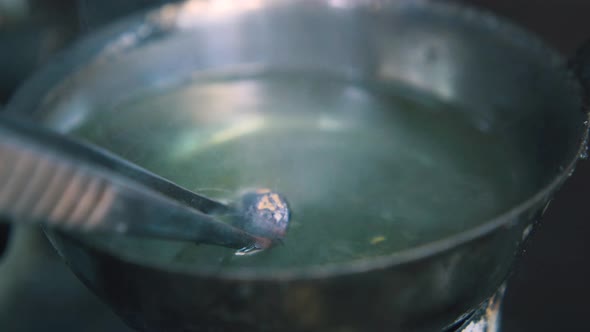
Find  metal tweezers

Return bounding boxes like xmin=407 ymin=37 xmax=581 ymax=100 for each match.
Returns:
xmin=0 ymin=114 xmax=270 ymax=252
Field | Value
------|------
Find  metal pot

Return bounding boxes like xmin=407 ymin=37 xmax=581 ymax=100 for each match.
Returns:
xmin=4 ymin=1 xmax=589 ymax=331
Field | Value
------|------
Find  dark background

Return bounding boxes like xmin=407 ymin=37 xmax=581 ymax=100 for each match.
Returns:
xmin=0 ymin=1 xmax=589 ymax=331
xmin=452 ymin=1 xmax=590 ymax=331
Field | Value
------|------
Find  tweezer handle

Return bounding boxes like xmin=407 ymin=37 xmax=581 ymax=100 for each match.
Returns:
xmin=0 ymin=115 xmax=263 ymax=250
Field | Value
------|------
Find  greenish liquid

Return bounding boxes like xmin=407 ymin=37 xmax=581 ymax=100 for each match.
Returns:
xmin=72 ymin=73 xmax=534 ymax=270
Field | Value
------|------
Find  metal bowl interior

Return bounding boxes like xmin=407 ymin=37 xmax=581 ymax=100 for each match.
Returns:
xmin=6 ymin=0 xmax=588 ymax=331
xmin=10 ymin=0 xmax=586 ymax=276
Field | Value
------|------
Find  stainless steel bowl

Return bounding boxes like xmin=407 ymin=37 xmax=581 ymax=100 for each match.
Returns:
xmin=5 ymin=1 xmax=588 ymax=331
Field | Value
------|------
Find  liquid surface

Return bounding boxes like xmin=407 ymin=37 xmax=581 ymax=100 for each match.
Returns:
xmin=71 ymin=73 xmax=534 ymax=270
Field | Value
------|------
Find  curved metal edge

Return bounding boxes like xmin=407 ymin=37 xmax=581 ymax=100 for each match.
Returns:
xmin=3 ymin=7 xmax=157 ymax=120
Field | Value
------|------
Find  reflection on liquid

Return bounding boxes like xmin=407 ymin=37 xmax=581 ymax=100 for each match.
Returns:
xmin=72 ymin=72 xmax=537 ymax=270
